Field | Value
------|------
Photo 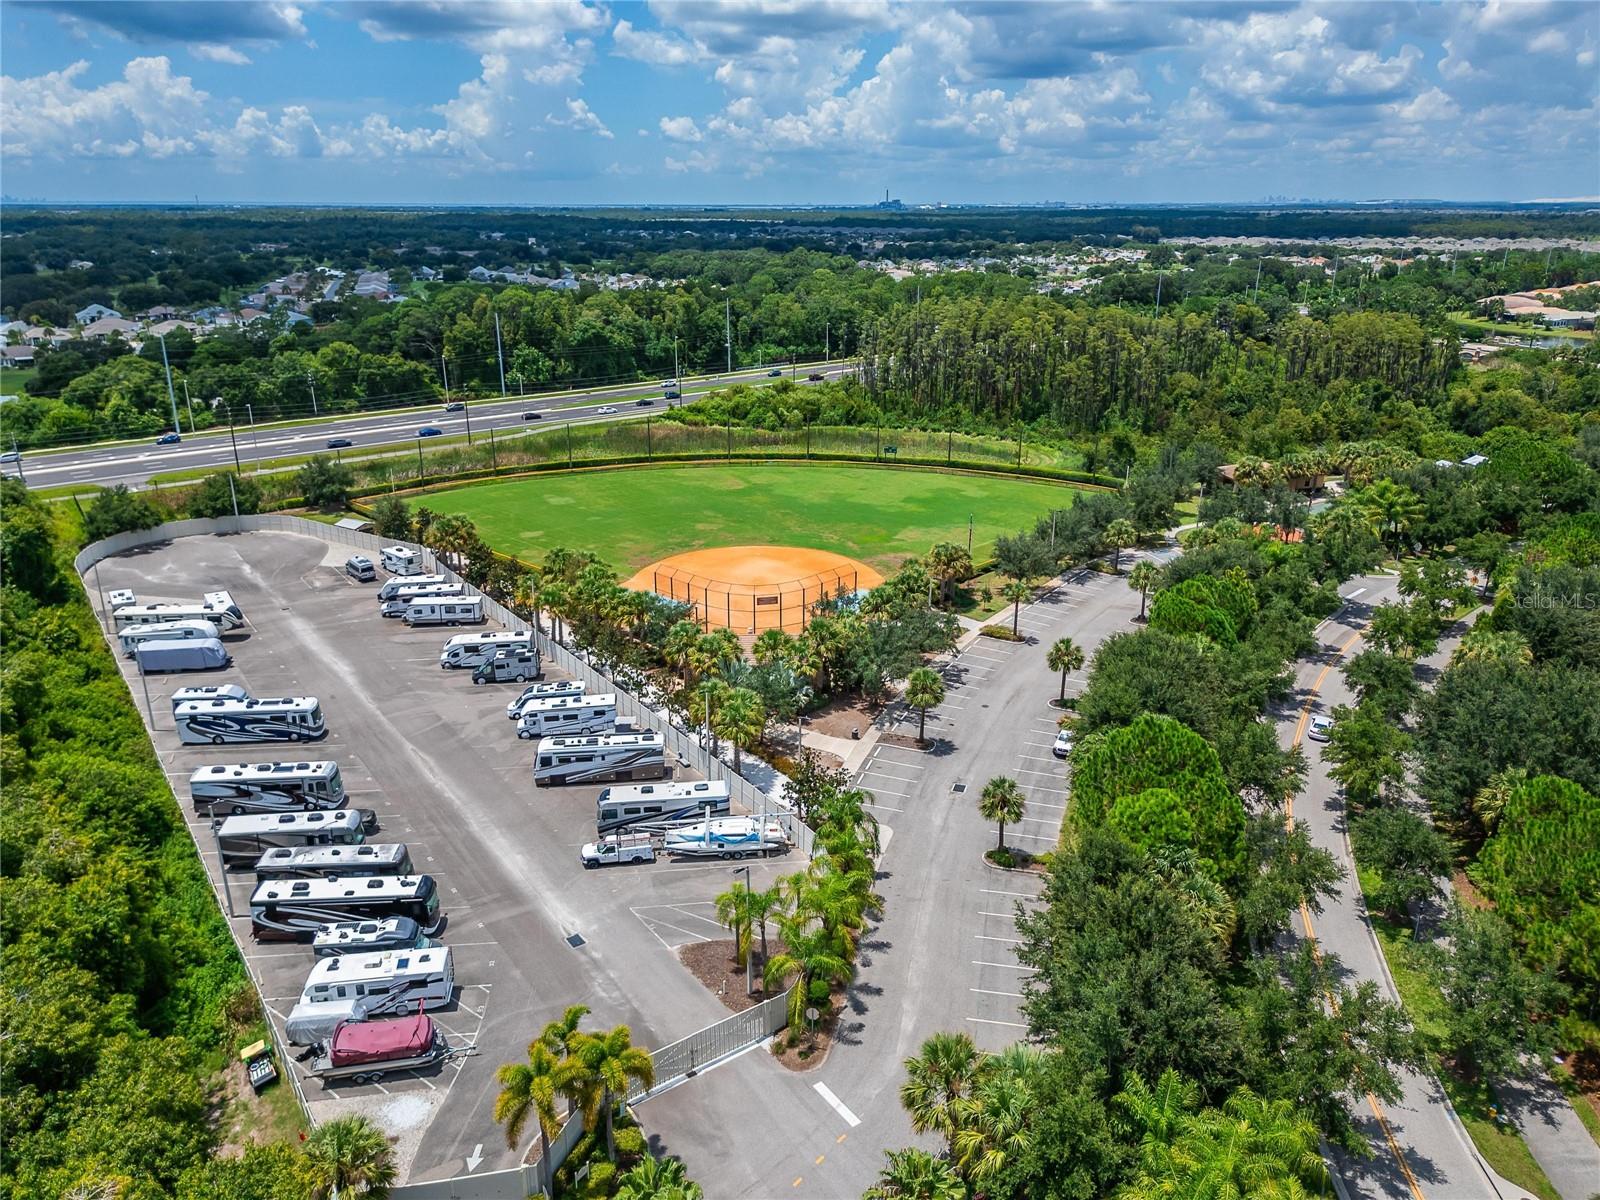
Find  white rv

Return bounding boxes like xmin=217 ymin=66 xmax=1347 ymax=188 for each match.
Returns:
xmin=190 ymin=760 xmax=345 ymax=816
xmin=377 ymin=574 xmax=450 ymax=601
xmin=380 ymin=546 xmax=424 ymax=576
xmin=596 ymin=780 xmax=732 ymax=834
xmin=254 ymin=843 xmax=412 ymax=880
xmin=113 ymin=596 xmax=245 ymax=630
xmin=379 ymin=584 xmax=464 ymax=616
xmin=213 ymin=808 xmax=365 ymax=868
xmin=250 ymin=875 xmax=442 ymax=942
xmin=171 ymin=684 xmax=251 ymax=710
xmin=505 ymin=678 xmax=585 ymax=718
xmin=118 ymin=619 xmax=221 ymax=656
xmin=404 ymin=597 xmax=485 ymax=627
xmin=285 ymin=946 xmax=454 ymax=1044
xmin=176 ymin=696 xmax=325 ymax=745
xmin=533 ymin=731 xmax=666 ymax=787
xmin=438 ymin=630 xmax=533 ymax=669
xmin=515 ymin=693 xmax=618 ymax=739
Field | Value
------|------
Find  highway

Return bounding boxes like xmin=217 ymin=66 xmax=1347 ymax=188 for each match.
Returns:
xmin=14 ymin=363 xmax=851 ymax=492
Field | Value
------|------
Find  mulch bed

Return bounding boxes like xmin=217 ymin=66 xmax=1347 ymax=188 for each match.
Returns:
xmin=678 ymin=939 xmax=779 ymax=1013
xmin=986 ymin=846 xmax=1050 ymax=873
xmin=770 ymin=996 xmax=845 ymax=1072
xmin=807 ymin=696 xmax=878 ymax=740
xmin=878 ymin=732 xmax=926 ymax=750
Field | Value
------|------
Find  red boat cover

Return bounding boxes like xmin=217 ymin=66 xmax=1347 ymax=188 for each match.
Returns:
xmin=329 ymin=1015 xmax=435 ymax=1066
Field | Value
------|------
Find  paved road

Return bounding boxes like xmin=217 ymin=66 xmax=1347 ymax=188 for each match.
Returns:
xmin=19 ymin=363 xmax=850 ymax=491
xmin=639 ymin=547 xmax=1177 ymax=1196
xmin=1279 ymin=577 xmax=1525 ymax=1200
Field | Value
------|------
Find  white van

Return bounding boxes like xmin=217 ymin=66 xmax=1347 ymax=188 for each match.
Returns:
xmin=380 ymin=546 xmax=424 ymax=576
xmin=515 ymin=693 xmax=618 ymax=740
xmin=285 ymin=947 xmax=454 ymax=1044
xmin=377 ymin=574 xmax=450 ymax=602
xmin=380 ymin=585 xmax=465 ymax=617
xmin=404 ymin=597 xmax=485 ymax=627
xmin=119 ymin=619 xmax=221 ymax=657
xmin=439 ymin=630 xmax=533 ymax=670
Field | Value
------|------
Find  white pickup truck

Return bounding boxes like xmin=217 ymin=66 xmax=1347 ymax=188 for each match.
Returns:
xmin=580 ymin=834 xmax=656 ymax=868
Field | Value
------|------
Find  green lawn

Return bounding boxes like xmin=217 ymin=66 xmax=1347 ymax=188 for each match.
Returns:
xmin=421 ymin=462 xmax=1082 ymax=573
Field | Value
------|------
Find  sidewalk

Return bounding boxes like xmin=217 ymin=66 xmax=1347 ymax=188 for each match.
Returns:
xmin=1495 ymin=1070 xmax=1600 ymax=1200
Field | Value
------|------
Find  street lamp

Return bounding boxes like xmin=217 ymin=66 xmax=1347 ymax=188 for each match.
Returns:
xmin=245 ymin=403 xmax=261 ymax=475
xmin=733 ymin=864 xmax=753 ymax=996
xmin=156 ymin=332 xmax=180 ymax=434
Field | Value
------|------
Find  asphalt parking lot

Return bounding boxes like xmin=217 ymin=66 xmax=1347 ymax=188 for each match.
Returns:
xmin=89 ymin=530 xmax=796 ymax=1183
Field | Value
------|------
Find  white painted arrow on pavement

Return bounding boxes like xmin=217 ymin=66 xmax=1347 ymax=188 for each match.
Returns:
xmin=465 ymin=1144 xmax=484 ymax=1171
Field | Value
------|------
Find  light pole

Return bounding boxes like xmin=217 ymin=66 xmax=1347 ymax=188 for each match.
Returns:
xmin=245 ymin=403 xmax=261 ymax=474
xmin=221 ymin=399 xmax=241 ymax=472
xmin=306 ymin=371 xmax=318 ymax=416
xmin=157 ymin=333 xmax=180 ymax=434
xmin=180 ymin=380 xmax=196 ymax=432
xmin=672 ymin=336 xmax=680 ymax=384
xmin=733 ymin=864 xmax=753 ymax=996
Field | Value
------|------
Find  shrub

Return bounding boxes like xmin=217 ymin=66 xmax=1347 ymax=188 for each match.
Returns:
xmin=980 ymin=623 xmax=1024 ymax=641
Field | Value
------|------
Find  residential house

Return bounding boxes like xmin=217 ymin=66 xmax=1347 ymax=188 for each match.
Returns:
xmin=1461 ymin=454 xmax=1489 ymax=468
xmin=68 ymin=259 xmax=95 ymax=270
xmin=139 ymin=306 xmax=180 ymax=321
xmin=148 ymin=319 xmax=202 ymax=339
xmin=1 ymin=345 xmax=36 ymax=366
xmin=284 ymin=311 xmax=313 ymax=328
xmin=468 ymin=265 xmax=494 ymax=282
xmin=413 ymin=266 xmax=440 ymax=281
xmin=237 ymin=308 xmax=267 ymax=323
xmin=74 ymin=303 xmax=121 ymax=324
xmin=80 ymin=317 xmax=141 ymax=341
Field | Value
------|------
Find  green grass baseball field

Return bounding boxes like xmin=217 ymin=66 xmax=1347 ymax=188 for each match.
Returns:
xmin=419 ymin=463 xmax=1083 ymax=572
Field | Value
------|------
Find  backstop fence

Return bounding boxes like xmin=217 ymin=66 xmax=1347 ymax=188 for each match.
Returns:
xmin=648 ymin=561 xmax=864 ymax=635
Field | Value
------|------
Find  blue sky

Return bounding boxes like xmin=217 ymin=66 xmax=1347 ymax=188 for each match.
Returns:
xmin=2 ymin=1 xmax=1596 ymax=205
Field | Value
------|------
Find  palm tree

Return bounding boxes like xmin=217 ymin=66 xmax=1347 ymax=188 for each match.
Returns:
xmin=752 ymin=628 xmax=794 ymax=666
xmin=1451 ymin=627 xmax=1532 ymax=667
xmin=1470 ymin=766 xmax=1528 ymax=835
xmin=745 ymin=884 xmax=784 ymax=967
xmin=904 ymin=666 xmax=946 ymax=745
xmin=925 ymin=542 xmax=974 ymax=607
xmin=864 ymin=1148 xmax=967 ymax=1200
xmin=1104 ymin=517 xmax=1138 ymax=572
xmin=951 ymin=1063 xmax=1034 ymax=1183
xmin=764 ymin=919 xmax=853 ymax=1027
xmin=788 ymin=861 xmax=877 ymax=956
xmin=1360 ymin=478 xmax=1424 ymax=558
xmin=616 ymin=1155 xmax=705 ymax=1200
xmin=978 ymin=776 xmax=1025 ymax=853
xmin=697 ymin=627 xmax=743 ymax=674
xmin=714 ymin=881 xmax=757 ymax=969
xmin=1124 ymin=1087 xmax=1328 ymax=1198
xmin=303 ymin=1115 xmax=397 ymax=1199
xmin=494 ymin=1038 xmax=576 ymax=1171
xmin=540 ymin=1003 xmax=591 ymax=1054
xmin=1044 ymin=637 xmax=1084 ymax=702
xmin=566 ymin=1026 xmax=656 ymax=1163
xmin=1002 ymin=581 xmax=1031 ymax=636
xmin=663 ymin=619 xmax=701 ymax=685
xmin=1113 ymin=1067 xmax=1200 ymax=1147
xmin=542 ymin=580 xmax=570 ymax=643
xmin=1127 ymin=560 xmax=1159 ymax=622
xmin=712 ymin=686 xmax=765 ymax=773
xmin=899 ymin=1031 xmax=989 ymax=1144
xmin=424 ymin=512 xmax=477 ymax=573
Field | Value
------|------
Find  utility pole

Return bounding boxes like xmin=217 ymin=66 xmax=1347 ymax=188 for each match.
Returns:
xmin=724 ymin=298 xmax=732 ymax=374
xmin=825 ymin=321 xmax=830 ymax=362
xmin=1154 ymin=272 xmax=1163 ymax=319
xmin=494 ymin=312 xmax=507 ymax=397
xmin=967 ymin=513 xmax=973 ymax=554
xmin=157 ymin=333 xmax=180 ymax=434
xmin=223 ymin=400 xmax=241 ymax=472
xmin=227 ymin=473 xmax=239 ymax=517
xmin=1253 ymin=260 xmax=1262 ymax=304
xmin=9 ymin=439 xmax=26 ymax=488
xmin=673 ymin=336 xmax=680 ymax=383
xmin=180 ymin=380 xmax=196 ymax=432
xmin=440 ymin=355 xmax=450 ymax=402
xmin=245 ymin=403 xmax=261 ymax=474
xmin=306 ymin=372 xmax=318 ymax=416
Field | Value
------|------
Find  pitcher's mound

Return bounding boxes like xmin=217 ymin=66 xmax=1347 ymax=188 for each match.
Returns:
xmin=624 ymin=545 xmax=884 ymax=634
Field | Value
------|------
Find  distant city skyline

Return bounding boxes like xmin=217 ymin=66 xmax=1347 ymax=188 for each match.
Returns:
xmin=2 ymin=1 xmax=1595 ymax=206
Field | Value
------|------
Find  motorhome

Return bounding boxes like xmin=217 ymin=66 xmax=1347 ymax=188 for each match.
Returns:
xmin=515 ymin=693 xmax=618 ymax=740
xmin=171 ymin=684 xmax=250 ymax=710
xmin=118 ymin=619 xmax=220 ymax=656
xmin=254 ymin=843 xmax=412 ymax=880
xmin=213 ymin=809 xmax=365 ymax=868
xmin=312 ymin=917 xmax=430 ymax=957
xmin=439 ymin=630 xmax=533 ymax=669
xmin=533 ymin=731 xmax=666 ymax=787
xmin=249 ymin=875 xmax=442 ymax=942
xmin=404 ymin=597 xmax=485 ymax=627
xmin=377 ymin=573 xmax=450 ymax=601
xmin=309 ymin=1014 xmax=447 ymax=1082
xmin=505 ymin=678 xmax=584 ymax=718
xmin=596 ymin=780 xmax=732 ymax=834
xmin=379 ymin=584 xmax=464 ymax=616
xmin=662 ymin=815 xmax=789 ymax=860
xmin=189 ymin=760 xmax=345 ymax=816
xmin=380 ymin=546 xmax=424 ymax=576
xmin=107 ymin=588 xmax=136 ymax=608
xmin=285 ymin=947 xmax=454 ymax=1044
xmin=472 ymin=648 xmax=543 ymax=685
xmin=175 ymin=696 xmax=325 ymax=745
xmin=113 ymin=596 xmax=245 ymax=630
xmin=134 ymin=638 xmax=231 ymax=672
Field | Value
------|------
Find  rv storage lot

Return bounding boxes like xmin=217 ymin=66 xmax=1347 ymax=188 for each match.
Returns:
xmin=90 ymin=530 xmax=796 ymax=1183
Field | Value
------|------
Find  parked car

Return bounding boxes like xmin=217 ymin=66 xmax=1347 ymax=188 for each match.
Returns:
xmin=522 ymin=411 xmax=542 ymax=421
xmin=1308 ymin=715 xmax=1334 ymax=742
xmin=596 ymin=406 xmax=618 ymax=415
xmin=417 ymin=426 xmax=443 ymax=438
xmin=1052 ymin=728 xmax=1075 ymax=759
xmin=443 ymin=401 xmax=465 ymax=412
xmin=156 ymin=432 xmax=182 ymax=445
xmin=767 ymin=368 xmax=782 ymax=377
xmin=327 ymin=437 xmax=354 ymax=449
xmin=807 ymin=372 xmax=825 ymax=382
xmin=635 ymin=397 xmax=655 ymax=407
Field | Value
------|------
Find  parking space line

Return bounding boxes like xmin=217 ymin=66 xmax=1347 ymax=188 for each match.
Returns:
xmin=862 ymin=802 xmax=904 ymax=813
xmin=980 ymin=888 xmax=1035 ymax=898
xmin=974 ymin=934 xmax=1023 ymax=943
xmin=970 ymin=987 xmax=1025 ymax=998
xmin=1004 ymin=831 xmax=1058 ymax=843
xmin=977 ymin=911 xmax=1017 ymax=919
xmin=1021 ymin=799 xmax=1067 ymax=811
xmin=1014 ymin=768 xmax=1064 ymax=780
xmin=972 ymin=960 xmax=1037 ymax=971
xmin=862 ymin=785 xmax=910 ymax=797
xmin=813 ymin=1082 xmax=861 ymax=1128
xmin=966 ymin=1017 xmax=1028 ymax=1029
xmin=862 ymin=768 xmax=922 ymax=783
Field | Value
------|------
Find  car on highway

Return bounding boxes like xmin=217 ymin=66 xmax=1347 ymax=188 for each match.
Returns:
xmin=442 ymin=401 xmax=465 ymax=412
xmin=1052 ymin=727 xmax=1075 ymax=759
xmin=767 ymin=367 xmax=782 ymax=377
xmin=417 ymin=426 xmax=443 ymax=438
xmin=596 ymin=406 xmax=618 ymax=415
xmin=1308 ymin=715 xmax=1334 ymax=742
xmin=326 ymin=437 xmax=354 ymax=449
xmin=664 ymin=387 xmax=681 ymax=399
xmin=156 ymin=432 xmax=182 ymax=445
xmin=521 ymin=411 xmax=542 ymax=421
xmin=635 ymin=397 xmax=655 ymax=407
xmin=659 ymin=379 xmax=678 ymax=389
xmin=808 ymin=372 xmax=825 ymax=382
xmin=0 ymin=449 xmax=20 ymax=463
